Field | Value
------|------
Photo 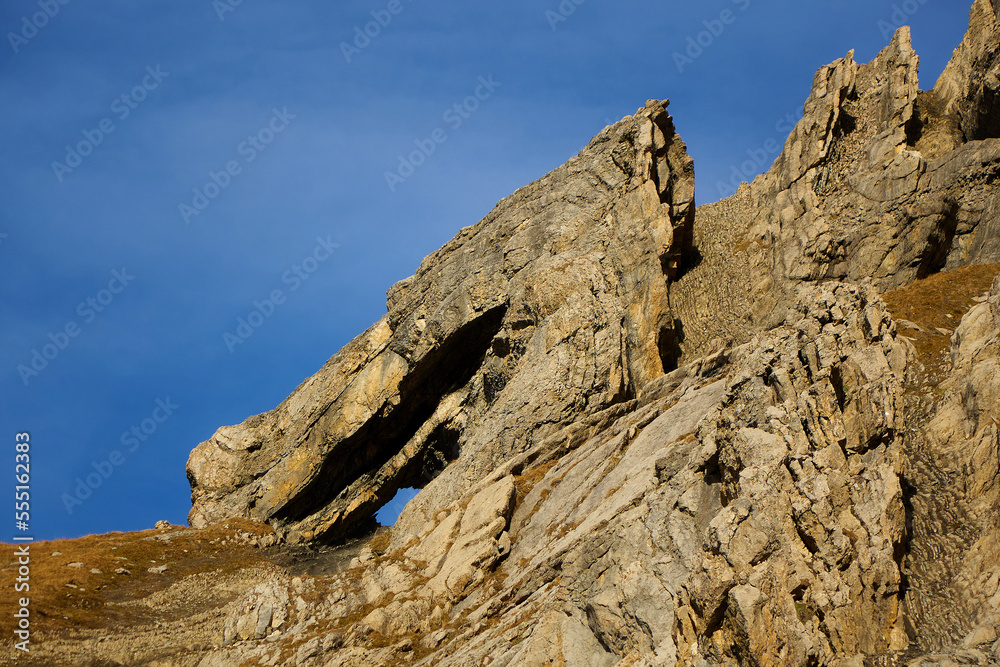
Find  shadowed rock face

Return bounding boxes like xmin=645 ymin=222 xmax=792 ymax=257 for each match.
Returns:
xmin=187 ymin=99 xmax=695 ymax=544
xmin=935 ymin=0 xmax=1000 ymax=142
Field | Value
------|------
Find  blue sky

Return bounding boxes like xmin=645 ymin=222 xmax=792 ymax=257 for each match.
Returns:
xmin=0 ymin=0 xmax=971 ymax=541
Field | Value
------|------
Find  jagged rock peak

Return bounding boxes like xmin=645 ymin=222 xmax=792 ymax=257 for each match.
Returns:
xmin=187 ymin=99 xmax=696 ymax=544
xmin=669 ymin=16 xmax=1000 ymax=364
xmin=934 ymin=0 xmax=1000 ymax=141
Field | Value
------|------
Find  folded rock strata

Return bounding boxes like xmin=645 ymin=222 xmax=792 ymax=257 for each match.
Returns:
xmin=190 ymin=282 xmax=915 ymax=667
xmin=188 ymin=100 xmax=695 ymax=544
xmin=902 ymin=275 xmax=1000 ymax=660
xmin=171 ymin=3 xmax=1000 ymax=666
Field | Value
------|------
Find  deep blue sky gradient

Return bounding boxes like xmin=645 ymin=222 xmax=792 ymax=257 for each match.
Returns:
xmin=0 ymin=0 xmax=972 ymax=540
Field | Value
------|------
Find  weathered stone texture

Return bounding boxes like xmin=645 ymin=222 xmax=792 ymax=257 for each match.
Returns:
xmin=157 ymin=4 xmax=1000 ymax=666
xmin=188 ymin=100 xmax=695 ymax=545
xmin=671 ymin=22 xmax=1000 ymax=364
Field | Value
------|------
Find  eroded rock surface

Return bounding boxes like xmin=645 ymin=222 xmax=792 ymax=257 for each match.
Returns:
xmin=181 ymin=283 xmax=916 ymax=667
xmin=671 ymin=18 xmax=1000 ymax=364
xmin=901 ymin=275 xmax=1000 ymax=662
xmin=187 ymin=99 xmax=695 ymax=545
xmin=935 ymin=0 xmax=1000 ymax=143
xmin=31 ymin=2 xmax=998 ymax=665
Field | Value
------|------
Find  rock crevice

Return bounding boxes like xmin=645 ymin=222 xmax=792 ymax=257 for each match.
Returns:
xmin=188 ymin=99 xmax=696 ymax=545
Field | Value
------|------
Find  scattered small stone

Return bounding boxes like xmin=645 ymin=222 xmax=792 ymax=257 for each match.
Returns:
xmin=51 ymin=551 xmax=62 ymax=557
xmin=90 ymin=569 xmax=102 ymax=575
xmin=154 ymin=520 xmax=172 ymax=530
xmin=148 ymin=565 xmax=168 ymax=575
xmin=294 ymin=637 xmax=321 ymax=664
xmin=420 ymin=629 xmax=449 ymax=649
xmin=935 ymin=328 xmax=953 ymax=336
xmin=67 ymin=562 xmax=84 ymax=568
xmin=114 ymin=568 xmax=131 ymax=575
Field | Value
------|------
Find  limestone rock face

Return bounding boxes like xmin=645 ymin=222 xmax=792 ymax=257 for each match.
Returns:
xmin=906 ymin=275 xmax=1000 ymax=659
xmin=194 ymin=283 xmax=914 ymax=667
xmin=187 ymin=99 xmax=695 ymax=544
xmin=671 ymin=23 xmax=1000 ymax=363
xmin=165 ymin=3 xmax=1000 ymax=666
xmin=935 ymin=0 xmax=1000 ymax=142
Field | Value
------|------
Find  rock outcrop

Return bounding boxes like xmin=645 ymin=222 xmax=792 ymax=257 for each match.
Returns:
xmin=182 ymin=283 xmax=918 ymax=667
xmin=902 ymin=275 xmax=1000 ymax=660
xmin=935 ymin=0 xmax=1000 ymax=142
xmin=16 ymin=2 xmax=996 ymax=665
xmin=671 ymin=16 xmax=1000 ymax=363
xmin=187 ymin=99 xmax=695 ymax=545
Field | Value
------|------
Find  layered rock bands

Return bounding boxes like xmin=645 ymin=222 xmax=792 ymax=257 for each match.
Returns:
xmin=176 ymin=2 xmax=1000 ymax=665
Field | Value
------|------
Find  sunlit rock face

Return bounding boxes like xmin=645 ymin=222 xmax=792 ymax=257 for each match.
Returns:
xmin=161 ymin=3 xmax=1000 ymax=665
xmin=187 ymin=99 xmax=696 ymax=545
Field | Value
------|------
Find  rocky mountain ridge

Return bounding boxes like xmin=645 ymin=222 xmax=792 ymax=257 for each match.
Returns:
xmin=5 ymin=1 xmax=1000 ymax=665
